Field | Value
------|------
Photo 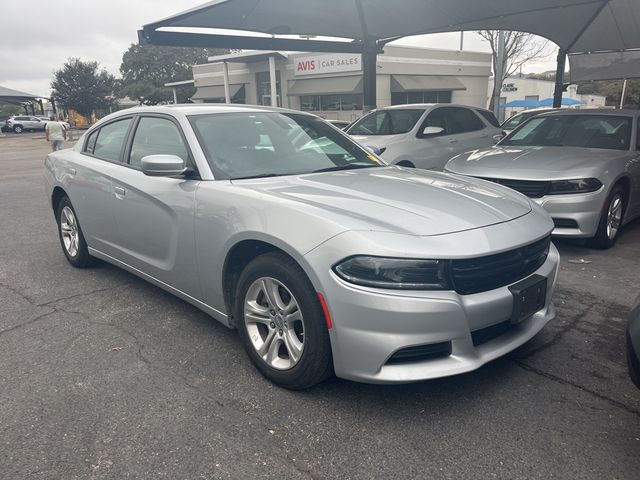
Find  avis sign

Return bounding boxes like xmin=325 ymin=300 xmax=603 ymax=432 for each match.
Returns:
xmin=294 ymin=54 xmax=362 ymax=76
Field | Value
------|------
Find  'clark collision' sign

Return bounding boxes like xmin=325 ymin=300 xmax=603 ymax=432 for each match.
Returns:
xmin=294 ymin=53 xmax=362 ymax=76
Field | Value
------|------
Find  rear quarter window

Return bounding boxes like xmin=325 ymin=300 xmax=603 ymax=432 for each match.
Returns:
xmin=477 ymin=109 xmax=501 ymax=128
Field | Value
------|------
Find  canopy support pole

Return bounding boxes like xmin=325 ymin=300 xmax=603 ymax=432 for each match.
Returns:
xmin=362 ymin=40 xmax=377 ymax=113
xmin=172 ymin=87 xmax=178 ymax=104
xmin=269 ymin=55 xmax=277 ymax=107
xmin=223 ymin=61 xmax=231 ymax=104
xmin=553 ymin=49 xmax=566 ymax=108
xmin=620 ymin=79 xmax=627 ymax=109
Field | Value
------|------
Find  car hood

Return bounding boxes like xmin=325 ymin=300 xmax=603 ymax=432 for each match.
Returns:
xmin=349 ymin=134 xmax=406 ymax=151
xmin=231 ymin=167 xmax=532 ymax=236
xmin=446 ymin=145 xmax=629 ymax=179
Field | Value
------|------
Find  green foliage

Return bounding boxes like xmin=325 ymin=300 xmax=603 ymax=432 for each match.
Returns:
xmin=51 ymin=58 xmax=117 ymax=120
xmin=119 ymin=44 xmax=228 ymax=105
xmin=577 ymin=80 xmax=640 ymax=108
xmin=0 ymin=104 xmax=22 ymax=116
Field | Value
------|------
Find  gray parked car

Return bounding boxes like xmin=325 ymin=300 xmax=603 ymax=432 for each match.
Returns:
xmin=445 ymin=109 xmax=640 ymax=248
xmin=44 ymin=104 xmax=559 ymax=389
xmin=345 ymin=104 xmax=503 ymax=170
xmin=5 ymin=115 xmax=47 ymax=133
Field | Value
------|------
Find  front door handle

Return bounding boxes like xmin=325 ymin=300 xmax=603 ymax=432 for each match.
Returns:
xmin=69 ymin=168 xmax=76 ymax=176
xmin=114 ymin=186 xmax=126 ymax=197
xmin=449 ymin=139 xmax=459 ymax=144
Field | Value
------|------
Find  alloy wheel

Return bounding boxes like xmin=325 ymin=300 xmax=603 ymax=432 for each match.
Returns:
xmin=243 ymin=277 xmax=305 ymax=370
xmin=60 ymin=206 xmax=80 ymax=257
xmin=606 ymin=193 xmax=623 ymax=240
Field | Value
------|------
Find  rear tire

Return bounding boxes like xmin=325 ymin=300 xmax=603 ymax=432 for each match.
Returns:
xmin=589 ymin=185 xmax=625 ymax=249
xmin=235 ymin=252 xmax=333 ymax=389
xmin=56 ymin=196 xmax=95 ymax=268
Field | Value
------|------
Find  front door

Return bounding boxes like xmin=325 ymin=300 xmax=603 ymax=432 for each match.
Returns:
xmin=109 ymin=115 xmax=201 ymax=299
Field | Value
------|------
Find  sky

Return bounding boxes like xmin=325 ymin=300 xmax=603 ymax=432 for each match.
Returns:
xmin=0 ymin=0 xmax=557 ymax=97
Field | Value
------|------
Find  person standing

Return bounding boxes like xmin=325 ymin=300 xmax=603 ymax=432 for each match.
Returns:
xmin=45 ymin=117 xmax=67 ymax=151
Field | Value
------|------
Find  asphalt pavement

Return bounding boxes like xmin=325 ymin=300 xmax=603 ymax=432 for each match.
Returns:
xmin=0 ymin=135 xmax=638 ymax=479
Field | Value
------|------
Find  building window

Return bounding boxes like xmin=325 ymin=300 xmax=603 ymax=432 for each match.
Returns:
xmin=300 ymin=94 xmax=363 ymax=111
xmin=391 ymin=91 xmax=452 ymax=105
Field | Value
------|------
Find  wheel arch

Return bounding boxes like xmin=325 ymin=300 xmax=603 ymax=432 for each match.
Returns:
xmin=51 ymin=186 xmax=68 ymax=215
xmin=611 ymin=175 xmax=631 ymax=212
xmin=221 ymin=238 xmax=319 ymax=326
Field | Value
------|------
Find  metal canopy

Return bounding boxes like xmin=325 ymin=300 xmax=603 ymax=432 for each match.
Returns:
xmin=287 ymin=76 xmax=363 ymax=96
xmin=391 ymin=75 xmax=466 ymax=92
xmin=0 ymin=86 xmax=43 ymax=105
xmin=192 ymin=84 xmax=244 ymax=100
xmin=142 ymin=0 xmax=639 ymax=54
xmin=140 ymin=0 xmax=640 ymax=109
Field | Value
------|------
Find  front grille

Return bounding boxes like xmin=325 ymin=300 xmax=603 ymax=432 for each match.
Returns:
xmin=386 ymin=341 xmax=452 ymax=364
xmin=451 ymin=236 xmax=551 ymax=295
xmin=552 ymin=218 xmax=579 ymax=229
xmin=480 ymin=177 xmax=551 ymax=198
xmin=472 ymin=320 xmax=514 ymax=346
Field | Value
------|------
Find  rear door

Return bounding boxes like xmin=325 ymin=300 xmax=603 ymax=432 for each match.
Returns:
xmin=67 ymin=116 xmax=134 ymax=256
xmin=447 ymin=107 xmax=495 ymax=152
xmin=109 ymin=114 xmax=201 ymax=298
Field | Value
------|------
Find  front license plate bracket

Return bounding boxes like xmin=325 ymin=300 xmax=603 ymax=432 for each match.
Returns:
xmin=509 ymin=274 xmax=547 ymax=325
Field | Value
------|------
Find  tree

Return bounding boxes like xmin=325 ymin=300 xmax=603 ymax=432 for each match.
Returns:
xmin=119 ymin=44 xmax=228 ymax=105
xmin=51 ymin=58 xmax=117 ymax=121
xmin=578 ymin=80 xmax=640 ymax=108
xmin=478 ymin=31 xmax=552 ymax=111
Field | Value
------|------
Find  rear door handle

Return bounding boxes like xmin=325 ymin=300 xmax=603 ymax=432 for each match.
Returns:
xmin=69 ymin=168 xmax=76 ymax=176
xmin=449 ymin=139 xmax=458 ymax=144
xmin=114 ymin=186 xmax=126 ymax=197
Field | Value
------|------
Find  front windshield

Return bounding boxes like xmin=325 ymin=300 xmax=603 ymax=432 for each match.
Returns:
xmin=502 ymin=112 xmax=533 ymax=130
xmin=189 ymin=112 xmax=383 ymax=180
xmin=347 ymin=109 xmax=425 ymax=135
xmin=501 ymin=114 xmax=632 ymax=151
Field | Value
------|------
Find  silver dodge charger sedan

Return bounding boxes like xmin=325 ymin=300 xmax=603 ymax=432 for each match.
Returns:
xmin=445 ymin=109 xmax=640 ymax=248
xmin=44 ymin=104 xmax=559 ymax=389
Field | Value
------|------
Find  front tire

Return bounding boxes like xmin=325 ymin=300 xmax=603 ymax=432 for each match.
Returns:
xmin=13 ymin=125 xmax=23 ymax=133
xmin=235 ymin=252 xmax=333 ymax=389
xmin=56 ymin=196 xmax=94 ymax=267
xmin=590 ymin=185 xmax=625 ymax=249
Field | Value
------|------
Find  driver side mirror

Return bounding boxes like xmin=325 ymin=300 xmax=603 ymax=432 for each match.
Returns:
xmin=422 ymin=126 xmax=444 ymax=137
xmin=141 ymin=155 xmax=187 ymax=177
xmin=492 ymin=133 xmax=506 ymax=144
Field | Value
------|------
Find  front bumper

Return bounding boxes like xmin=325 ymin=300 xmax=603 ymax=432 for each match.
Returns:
xmin=304 ymin=231 xmax=559 ymax=384
xmin=532 ymin=189 xmax=605 ymax=238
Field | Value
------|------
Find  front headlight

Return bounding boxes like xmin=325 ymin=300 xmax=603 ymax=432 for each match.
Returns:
xmin=333 ymin=256 xmax=451 ymax=290
xmin=548 ymin=178 xmax=602 ymax=195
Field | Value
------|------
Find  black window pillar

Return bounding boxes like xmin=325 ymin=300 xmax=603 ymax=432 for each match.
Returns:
xmin=362 ymin=39 xmax=378 ymax=113
xmin=553 ymin=49 xmax=566 ymax=108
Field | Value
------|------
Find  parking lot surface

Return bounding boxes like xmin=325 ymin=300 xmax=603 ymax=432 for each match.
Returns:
xmin=1 ymin=135 xmax=638 ymax=479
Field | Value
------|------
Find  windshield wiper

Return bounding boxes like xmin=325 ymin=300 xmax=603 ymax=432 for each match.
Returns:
xmin=231 ymin=173 xmax=283 ymax=180
xmin=311 ymin=164 xmax=380 ymax=174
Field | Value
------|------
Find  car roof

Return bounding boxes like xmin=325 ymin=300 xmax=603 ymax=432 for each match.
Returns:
xmin=536 ymin=108 xmax=638 ymax=117
xmin=376 ymin=103 xmax=481 ymax=111
xmin=112 ymin=103 xmax=315 ymax=117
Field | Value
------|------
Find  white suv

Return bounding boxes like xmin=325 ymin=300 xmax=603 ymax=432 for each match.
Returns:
xmin=346 ymin=104 xmax=503 ymax=171
xmin=5 ymin=115 xmax=47 ymax=133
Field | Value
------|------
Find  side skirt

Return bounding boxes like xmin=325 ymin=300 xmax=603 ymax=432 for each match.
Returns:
xmin=88 ymin=247 xmax=232 ymax=328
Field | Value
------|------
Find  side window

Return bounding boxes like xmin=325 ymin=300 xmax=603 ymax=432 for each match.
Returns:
xmin=129 ymin=117 xmax=189 ymax=168
xmin=447 ymin=107 xmax=485 ymax=134
xmin=93 ymin=118 xmax=133 ymax=162
xmin=420 ymin=108 xmax=449 ymax=136
xmin=477 ymin=109 xmax=501 ymax=128
xmin=84 ymin=129 xmax=99 ymax=154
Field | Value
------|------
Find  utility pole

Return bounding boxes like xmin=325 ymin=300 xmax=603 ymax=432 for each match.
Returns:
xmin=493 ymin=30 xmax=506 ymax=121
xmin=459 ymin=31 xmax=464 ymax=51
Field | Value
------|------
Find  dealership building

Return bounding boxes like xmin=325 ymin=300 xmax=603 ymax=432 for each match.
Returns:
xmin=175 ymin=45 xmax=492 ymax=122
